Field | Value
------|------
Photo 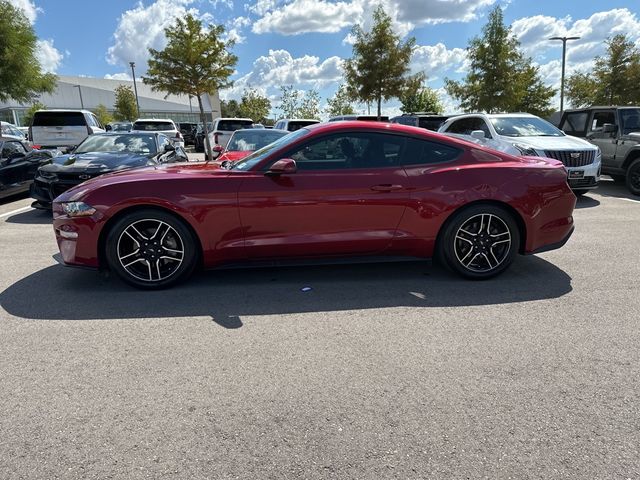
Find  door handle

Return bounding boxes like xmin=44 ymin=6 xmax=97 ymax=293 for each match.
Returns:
xmin=370 ymin=184 xmax=403 ymax=192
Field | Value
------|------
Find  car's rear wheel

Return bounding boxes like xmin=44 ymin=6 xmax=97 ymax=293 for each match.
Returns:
xmin=625 ymin=159 xmax=640 ymax=196
xmin=439 ymin=205 xmax=520 ymax=280
xmin=105 ymin=209 xmax=198 ymax=289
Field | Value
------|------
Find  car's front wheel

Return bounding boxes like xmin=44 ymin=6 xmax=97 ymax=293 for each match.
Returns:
xmin=625 ymin=159 xmax=640 ymax=196
xmin=105 ymin=209 xmax=198 ymax=289
xmin=439 ymin=205 xmax=520 ymax=280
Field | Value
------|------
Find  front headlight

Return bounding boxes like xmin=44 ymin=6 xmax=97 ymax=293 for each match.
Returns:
xmin=61 ymin=202 xmax=96 ymax=217
xmin=513 ymin=143 xmax=539 ymax=156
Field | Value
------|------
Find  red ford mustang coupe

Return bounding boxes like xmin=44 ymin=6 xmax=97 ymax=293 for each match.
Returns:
xmin=52 ymin=121 xmax=575 ymax=289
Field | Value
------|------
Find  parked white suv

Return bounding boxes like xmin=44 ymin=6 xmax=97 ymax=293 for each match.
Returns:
xmin=206 ymin=118 xmax=254 ymax=149
xmin=438 ymin=113 xmax=601 ymax=194
xmin=273 ymin=118 xmax=320 ymax=131
xmin=131 ymin=119 xmax=184 ymax=147
xmin=29 ymin=110 xmax=104 ymax=149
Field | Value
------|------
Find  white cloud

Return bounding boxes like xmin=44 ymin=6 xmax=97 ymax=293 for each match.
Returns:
xmin=106 ymin=0 xmax=198 ymax=70
xmin=104 ymin=72 xmax=133 ymax=81
xmin=221 ymin=49 xmax=343 ymax=100
xmin=225 ymin=16 xmax=252 ymax=44
xmin=251 ymin=0 xmax=496 ymax=37
xmin=36 ymin=39 xmax=64 ymax=73
xmin=6 ymin=0 xmax=40 ymax=23
xmin=253 ymin=0 xmax=362 ymax=35
xmin=411 ymin=43 xmax=468 ymax=81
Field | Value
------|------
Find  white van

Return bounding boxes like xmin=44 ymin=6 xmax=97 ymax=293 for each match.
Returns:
xmin=29 ymin=110 xmax=104 ymax=149
xmin=273 ymin=118 xmax=320 ymax=131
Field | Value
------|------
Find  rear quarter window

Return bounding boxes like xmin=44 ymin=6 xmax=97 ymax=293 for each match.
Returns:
xmin=32 ymin=112 xmax=86 ymax=127
xmin=403 ymin=138 xmax=462 ymax=166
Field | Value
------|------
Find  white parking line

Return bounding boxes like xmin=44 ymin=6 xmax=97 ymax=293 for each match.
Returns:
xmin=0 ymin=206 xmax=33 ymax=219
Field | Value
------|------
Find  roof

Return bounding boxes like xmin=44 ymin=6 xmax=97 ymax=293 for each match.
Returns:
xmin=34 ymin=109 xmax=94 ymax=114
xmin=277 ymin=119 xmax=320 ymax=122
xmin=563 ymin=106 xmax=640 ymax=112
xmin=134 ymin=118 xmax=176 ymax=123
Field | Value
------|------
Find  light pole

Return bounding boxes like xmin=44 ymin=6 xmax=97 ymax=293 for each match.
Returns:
xmin=549 ymin=36 xmax=580 ymax=112
xmin=129 ymin=61 xmax=141 ymax=117
xmin=73 ymin=85 xmax=84 ymax=109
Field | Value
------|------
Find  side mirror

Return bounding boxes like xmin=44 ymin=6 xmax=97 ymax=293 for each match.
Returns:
xmin=163 ymin=143 xmax=176 ymax=153
xmin=470 ymin=130 xmax=486 ymax=140
xmin=105 ymin=124 xmax=112 ymax=131
xmin=266 ymin=158 xmax=297 ymax=175
xmin=602 ymin=123 xmax=617 ymax=134
xmin=211 ymin=144 xmax=224 ymax=159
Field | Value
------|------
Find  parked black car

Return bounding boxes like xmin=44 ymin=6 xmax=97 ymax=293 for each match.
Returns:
xmin=178 ymin=122 xmax=198 ymax=146
xmin=1 ymin=139 xmax=57 ymax=200
xmin=194 ymin=122 xmax=213 ymax=152
xmin=31 ymin=132 xmax=188 ymax=209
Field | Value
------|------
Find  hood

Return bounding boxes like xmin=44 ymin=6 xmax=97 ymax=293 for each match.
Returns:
xmin=57 ymin=162 xmax=232 ymax=203
xmin=41 ymin=151 xmax=154 ymax=173
xmin=502 ymin=135 xmax=596 ymax=151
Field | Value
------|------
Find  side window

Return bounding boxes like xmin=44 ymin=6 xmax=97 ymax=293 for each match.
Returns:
xmin=286 ymin=132 xmax=405 ymax=170
xmin=1 ymin=141 xmax=27 ymax=158
xmin=591 ymin=111 xmax=616 ymax=131
xmin=403 ymin=138 xmax=462 ymax=166
xmin=560 ymin=112 xmax=588 ymax=135
xmin=157 ymin=135 xmax=169 ymax=150
xmin=92 ymin=114 xmax=102 ymax=129
xmin=446 ymin=118 xmax=491 ymax=138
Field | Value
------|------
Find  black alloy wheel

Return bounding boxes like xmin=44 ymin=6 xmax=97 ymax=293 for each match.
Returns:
xmin=105 ymin=209 xmax=198 ymax=289
xmin=439 ymin=204 xmax=520 ymax=280
xmin=626 ymin=159 xmax=640 ymax=196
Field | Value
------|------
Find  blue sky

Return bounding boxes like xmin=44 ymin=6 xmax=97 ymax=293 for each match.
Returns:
xmin=12 ymin=0 xmax=640 ymax=114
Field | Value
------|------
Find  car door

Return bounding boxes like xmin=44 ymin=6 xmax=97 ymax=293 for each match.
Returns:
xmin=237 ymin=131 xmax=411 ymax=259
xmin=586 ymin=110 xmax=619 ymax=167
xmin=0 ymin=141 xmax=30 ymax=189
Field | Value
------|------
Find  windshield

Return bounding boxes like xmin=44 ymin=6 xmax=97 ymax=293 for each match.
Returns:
xmin=620 ymin=109 xmax=640 ymax=134
xmin=490 ymin=117 xmax=564 ymax=137
xmin=232 ymin=128 xmax=310 ymax=171
xmin=227 ymin=130 xmax=288 ymax=151
xmin=75 ymin=134 xmax=157 ymax=154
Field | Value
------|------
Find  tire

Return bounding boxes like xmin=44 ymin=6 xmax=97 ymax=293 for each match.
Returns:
xmin=573 ymin=189 xmax=590 ymax=196
xmin=438 ymin=204 xmax=520 ymax=280
xmin=105 ymin=209 xmax=198 ymax=289
xmin=625 ymin=159 xmax=640 ymax=196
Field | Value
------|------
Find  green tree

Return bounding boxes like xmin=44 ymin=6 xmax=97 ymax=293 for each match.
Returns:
xmin=566 ymin=35 xmax=640 ymax=108
xmin=221 ymin=99 xmax=241 ymax=117
xmin=344 ymin=5 xmax=417 ymax=120
xmin=238 ymin=88 xmax=271 ymax=122
xmin=113 ymin=85 xmax=138 ymax=121
xmin=278 ymin=85 xmax=301 ymax=119
xmin=93 ymin=104 xmax=113 ymax=126
xmin=144 ymin=13 xmax=237 ymax=160
xmin=298 ymin=89 xmax=321 ymax=119
xmin=399 ymin=75 xmax=444 ymax=113
xmin=0 ymin=1 xmax=56 ymax=103
xmin=326 ymin=84 xmax=355 ymax=116
xmin=23 ymin=101 xmax=45 ymax=126
xmin=445 ymin=6 xmax=555 ymax=116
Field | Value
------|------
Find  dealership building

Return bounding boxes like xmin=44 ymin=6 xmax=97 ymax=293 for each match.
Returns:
xmin=0 ymin=75 xmax=221 ymax=127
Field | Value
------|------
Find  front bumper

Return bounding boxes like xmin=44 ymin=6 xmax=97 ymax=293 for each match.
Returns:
xmin=31 ymin=175 xmax=83 ymax=208
xmin=52 ymin=203 xmax=103 ymax=269
xmin=565 ymin=158 xmax=601 ymax=191
xmin=528 ymin=226 xmax=574 ymax=255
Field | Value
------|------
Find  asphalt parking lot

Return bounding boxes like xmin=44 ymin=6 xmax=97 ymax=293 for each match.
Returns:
xmin=0 ymin=179 xmax=638 ymax=479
